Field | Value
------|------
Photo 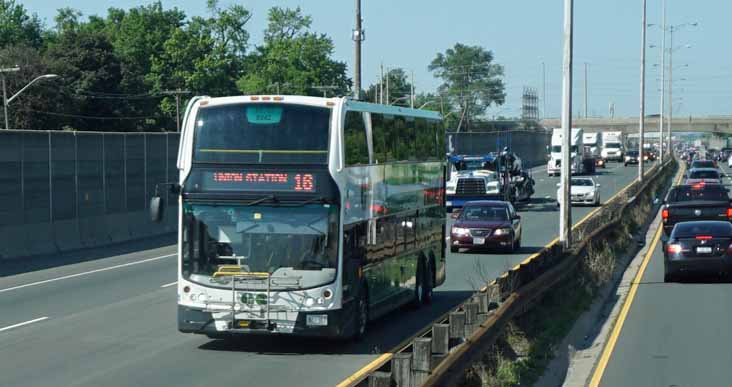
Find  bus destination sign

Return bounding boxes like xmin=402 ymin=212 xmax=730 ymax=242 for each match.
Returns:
xmin=205 ymin=171 xmax=316 ymax=192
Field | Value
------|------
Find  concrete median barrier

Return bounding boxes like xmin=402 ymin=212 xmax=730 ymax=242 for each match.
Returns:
xmin=53 ymin=220 xmax=82 ymax=252
xmin=23 ymin=222 xmax=58 ymax=257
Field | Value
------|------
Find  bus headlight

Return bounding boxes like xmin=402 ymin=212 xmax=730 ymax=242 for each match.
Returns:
xmin=304 ymin=297 xmax=315 ymax=307
xmin=306 ymin=314 xmax=328 ymax=327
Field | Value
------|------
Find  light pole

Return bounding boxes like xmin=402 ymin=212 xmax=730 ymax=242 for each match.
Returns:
xmin=665 ymin=22 xmax=697 ymax=156
xmin=1 ymin=70 xmax=59 ymax=130
xmin=638 ymin=0 xmax=647 ymax=182
xmin=352 ymin=0 xmax=364 ymax=99
xmin=559 ymin=0 xmax=573 ymax=249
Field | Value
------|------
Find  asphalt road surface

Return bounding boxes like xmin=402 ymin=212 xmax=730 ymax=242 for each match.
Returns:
xmin=0 ymin=161 xmax=645 ymax=387
xmin=596 ymin=161 xmax=732 ymax=387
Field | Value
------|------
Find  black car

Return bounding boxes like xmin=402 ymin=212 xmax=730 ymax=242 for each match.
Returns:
xmin=624 ymin=150 xmax=640 ymax=166
xmin=662 ymin=184 xmax=732 ymax=235
xmin=690 ymin=159 xmax=718 ymax=169
xmin=664 ymin=221 xmax=732 ymax=282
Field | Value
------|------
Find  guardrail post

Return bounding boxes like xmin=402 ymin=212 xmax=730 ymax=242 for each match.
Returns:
xmin=368 ymin=371 xmax=391 ymax=387
xmin=392 ymin=352 xmax=412 ymax=387
xmin=431 ymin=323 xmax=449 ymax=370
xmin=486 ymin=283 xmax=501 ymax=308
xmin=476 ymin=291 xmax=489 ymax=314
xmin=449 ymin=311 xmax=466 ymax=344
xmin=432 ymin=323 xmax=449 ymax=354
xmin=412 ymin=338 xmax=432 ymax=386
xmin=464 ymin=301 xmax=479 ymax=336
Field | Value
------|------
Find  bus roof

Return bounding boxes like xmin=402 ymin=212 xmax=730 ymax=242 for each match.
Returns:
xmin=189 ymin=95 xmax=442 ymax=120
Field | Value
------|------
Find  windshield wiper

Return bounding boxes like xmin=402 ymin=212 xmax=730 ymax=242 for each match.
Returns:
xmin=293 ymin=196 xmax=329 ymax=206
xmin=245 ymin=194 xmax=278 ymax=206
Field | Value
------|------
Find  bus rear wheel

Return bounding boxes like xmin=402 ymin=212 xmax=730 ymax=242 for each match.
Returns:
xmin=414 ymin=257 xmax=434 ymax=306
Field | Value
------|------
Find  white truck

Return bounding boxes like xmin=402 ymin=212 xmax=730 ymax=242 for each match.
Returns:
xmin=601 ymin=131 xmax=624 ymax=162
xmin=583 ymin=132 xmax=606 ymax=168
xmin=548 ymin=128 xmax=595 ymax=176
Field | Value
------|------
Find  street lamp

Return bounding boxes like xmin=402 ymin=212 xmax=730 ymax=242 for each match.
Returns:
xmin=2 ymin=72 xmax=59 ymax=129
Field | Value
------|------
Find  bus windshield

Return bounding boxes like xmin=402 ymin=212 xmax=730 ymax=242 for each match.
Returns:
xmin=193 ymin=103 xmax=331 ymax=164
xmin=182 ymin=203 xmax=338 ymax=290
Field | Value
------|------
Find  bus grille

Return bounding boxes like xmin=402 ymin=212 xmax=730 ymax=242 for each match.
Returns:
xmin=456 ymin=178 xmax=486 ymax=195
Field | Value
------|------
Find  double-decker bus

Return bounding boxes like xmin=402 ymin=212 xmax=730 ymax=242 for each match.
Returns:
xmin=151 ymin=95 xmax=446 ymax=339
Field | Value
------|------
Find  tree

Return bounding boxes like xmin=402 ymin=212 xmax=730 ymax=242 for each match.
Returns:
xmin=148 ymin=0 xmax=252 ymax=130
xmin=365 ymin=68 xmax=413 ymax=106
xmin=0 ymin=0 xmax=43 ymax=49
xmin=46 ymin=29 xmax=127 ymax=131
xmin=429 ymin=43 xmax=505 ymax=130
xmin=236 ymin=6 xmax=350 ymax=97
xmin=0 ymin=45 xmax=60 ymax=129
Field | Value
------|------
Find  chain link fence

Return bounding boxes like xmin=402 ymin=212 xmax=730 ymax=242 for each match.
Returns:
xmin=0 ymin=130 xmax=179 ymax=260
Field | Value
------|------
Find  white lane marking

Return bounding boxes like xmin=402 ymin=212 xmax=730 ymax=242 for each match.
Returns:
xmin=160 ymin=281 xmax=177 ymax=288
xmin=0 ymin=254 xmax=176 ymax=294
xmin=0 ymin=317 xmax=48 ymax=333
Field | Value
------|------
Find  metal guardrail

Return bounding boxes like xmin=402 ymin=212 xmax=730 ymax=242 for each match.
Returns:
xmin=355 ymin=159 xmax=676 ymax=387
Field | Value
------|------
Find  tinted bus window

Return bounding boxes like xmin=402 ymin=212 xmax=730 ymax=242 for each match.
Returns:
xmin=432 ymin=119 xmax=445 ymax=158
xmin=371 ymin=113 xmax=388 ymax=163
xmin=344 ymin=111 xmax=369 ymax=166
xmin=415 ymin=118 xmax=434 ymax=158
xmin=193 ymin=103 xmax=330 ymax=164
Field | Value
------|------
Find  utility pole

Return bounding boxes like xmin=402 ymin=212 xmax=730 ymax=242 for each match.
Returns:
xmin=658 ymin=0 xmax=666 ymax=162
xmin=161 ymin=89 xmax=191 ymax=132
xmin=560 ymin=0 xmax=573 ymax=249
xmin=379 ymin=63 xmax=384 ymax=104
xmin=313 ymin=85 xmax=338 ymax=98
xmin=385 ymin=67 xmax=390 ymax=105
xmin=541 ymin=61 xmax=546 ymax=119
xmin=410 ymin=70 xmax=415 ymax=108
xmin=639 ymin=0 xmax=647 ymax=182
xmin=352 ymin=0 xmax=363 ymax=100
xmin=584 ymin=62 xmax=589 ymax=118
xmin=0 ymin=66 xmax=20 ymax=130
xmin=668 ymin=25 xmax=674 ymax=156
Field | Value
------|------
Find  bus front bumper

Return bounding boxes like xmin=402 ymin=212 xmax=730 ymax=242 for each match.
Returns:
xmin=177 ymin=302 xmax=356 ymax=338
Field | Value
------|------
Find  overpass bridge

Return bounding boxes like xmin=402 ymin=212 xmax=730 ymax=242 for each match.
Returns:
xmin=540 ymin=116 xmax=732 ymax=135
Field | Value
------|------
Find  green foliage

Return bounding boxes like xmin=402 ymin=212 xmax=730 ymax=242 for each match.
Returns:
xmin=0 ymin=0 xmax=43 ymax=49
xmin=429 ymin=43 xmax=506 ymax=130
xmin=364 ymin=68 xmax=413 ymax=106
xmin=46 ymin=28 xmax=127 ymax=131
xmin=237 ymin=7 xmax=350 ymax=97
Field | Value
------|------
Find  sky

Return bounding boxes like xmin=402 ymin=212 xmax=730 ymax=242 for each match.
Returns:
xmin=19 ymin=0 xmax=728 ymax=118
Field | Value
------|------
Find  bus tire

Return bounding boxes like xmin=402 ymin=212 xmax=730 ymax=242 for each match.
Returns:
xmin=414 ymin=256 xmax=433 ymax=306
xmin=352 ymin=283 xmax=369 ymax=341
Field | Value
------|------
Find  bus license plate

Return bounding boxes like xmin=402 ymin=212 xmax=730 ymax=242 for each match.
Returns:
xmin=473 ymin=237 xmax=485 ymax=245
xmin=696 ymin=246 xmax=712 ymax=254
xmin=235 ymin=320 xmax=250 ymax=328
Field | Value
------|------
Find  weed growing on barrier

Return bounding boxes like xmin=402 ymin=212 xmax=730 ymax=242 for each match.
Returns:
xmin=462 ymin=272 xmax=595 ymax=387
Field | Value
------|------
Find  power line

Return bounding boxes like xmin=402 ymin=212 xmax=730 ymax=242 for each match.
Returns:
xmin=20 ymin=108 xmax=157 ymax=121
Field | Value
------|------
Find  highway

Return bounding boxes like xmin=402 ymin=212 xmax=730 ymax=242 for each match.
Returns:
xmin=593 ymin=163 xmax=732 ymax=387
xmin=0 ymin=162 xmax=644 ymax=387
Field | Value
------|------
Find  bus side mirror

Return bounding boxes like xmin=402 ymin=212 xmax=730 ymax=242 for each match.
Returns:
xmin=150 ymin=196 xmax=165 ymax=223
